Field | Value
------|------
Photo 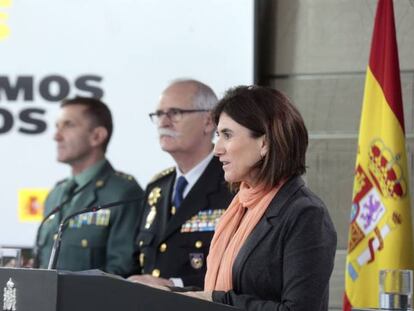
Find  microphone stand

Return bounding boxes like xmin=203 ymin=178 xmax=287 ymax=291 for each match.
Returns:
xmin=47 ymin=197 xmax=141 ymax=270
xmin=33 ymin=183 xmax=90 ymax=268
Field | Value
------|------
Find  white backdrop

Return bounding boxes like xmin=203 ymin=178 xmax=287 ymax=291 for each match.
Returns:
xmin=0 ymin=0 xmax=253 ymax=247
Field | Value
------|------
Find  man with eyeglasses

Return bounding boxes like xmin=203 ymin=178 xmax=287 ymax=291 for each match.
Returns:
xmin=128 ymin=79 xmax=233 ymax=288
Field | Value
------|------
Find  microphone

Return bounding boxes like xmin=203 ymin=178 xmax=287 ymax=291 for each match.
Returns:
xmin=33 ymin=183 xmax=90 ymax=268
xmin=47 ymin=197 xmax=141 ymax=270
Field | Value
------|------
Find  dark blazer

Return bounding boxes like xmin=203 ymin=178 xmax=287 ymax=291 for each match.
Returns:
xmin=136 ymin=156 xmax=233 ymax=288
xmin=213 ymin=176 xmax=337 ymax=311
xmin=37 ymin=161 xmax=144 ymax=277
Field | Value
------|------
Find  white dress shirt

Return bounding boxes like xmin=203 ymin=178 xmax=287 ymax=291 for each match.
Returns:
xmin=169 ymin=151 xmax=214 ymax=286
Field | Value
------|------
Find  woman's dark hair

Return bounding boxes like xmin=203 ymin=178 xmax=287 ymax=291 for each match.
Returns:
xmin=61 ymin=96 xmax=113 ymax=152
xmin=213 ymin=85 xmax=308 ymax=189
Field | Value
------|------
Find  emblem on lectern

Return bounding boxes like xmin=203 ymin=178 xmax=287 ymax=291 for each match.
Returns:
xmin=3 ymin=278 xmax=16 ymax=311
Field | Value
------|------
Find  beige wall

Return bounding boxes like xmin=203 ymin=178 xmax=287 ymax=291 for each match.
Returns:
xmin=259 ymin=0 xmax=414 ymax=309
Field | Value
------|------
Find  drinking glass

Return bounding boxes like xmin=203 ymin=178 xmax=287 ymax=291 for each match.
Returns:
xmin=379 ymin=269 xmax=413 ymax=310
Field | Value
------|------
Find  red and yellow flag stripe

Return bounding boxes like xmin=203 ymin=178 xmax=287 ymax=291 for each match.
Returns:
xmin=344 ymin=0 xmax=414 ymax=309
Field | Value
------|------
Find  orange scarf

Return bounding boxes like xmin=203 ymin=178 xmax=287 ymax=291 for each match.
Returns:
xmin=204 ymin=182 xmax=281 ymax=291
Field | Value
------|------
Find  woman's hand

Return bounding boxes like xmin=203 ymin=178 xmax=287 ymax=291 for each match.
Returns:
xmin=181 ymin=291 xmax=213 ymax=301
xmin=127 ymin=274 xmax=173 ymax=291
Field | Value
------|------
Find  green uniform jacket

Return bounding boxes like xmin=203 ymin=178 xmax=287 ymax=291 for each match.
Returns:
xmin=37 ymin=161 xmax=143 ymax=277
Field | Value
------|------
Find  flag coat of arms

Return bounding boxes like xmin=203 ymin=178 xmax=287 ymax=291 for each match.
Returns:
xmin=344 ymin=0 xmax=414 ymax=309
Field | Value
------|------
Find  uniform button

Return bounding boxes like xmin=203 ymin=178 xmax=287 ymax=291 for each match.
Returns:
xmin=195 ymin=241 xmax=203 ymax=249
xmin=152 ymin=269 xmax=160 ymax=277
xmin=81 ymin=239 xmax=88 ymax=248
xmin=96 ymin=180 xmax=104 ymax=187
xmin=159 ymin=243 xmax=167 ymax=252
xmin=171 ymin=206 xmax=176 ymax=215
xmin=139 ymin=240 xmax=143 ymax=247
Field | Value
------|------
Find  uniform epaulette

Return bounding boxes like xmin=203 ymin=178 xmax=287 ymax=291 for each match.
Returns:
xmin=55 ymin=178 xmax=68 ymax=186
xmin=150 ymin=167 xmax=175 ymax=183
xmin=115 ymin=171 xmax=136 ymax=182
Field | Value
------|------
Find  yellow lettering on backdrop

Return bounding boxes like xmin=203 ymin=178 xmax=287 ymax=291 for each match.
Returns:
xmin=0 ymin=0 xmax=12 ymax=6
xmin=0 ymin=0 xmax=12 ymax=41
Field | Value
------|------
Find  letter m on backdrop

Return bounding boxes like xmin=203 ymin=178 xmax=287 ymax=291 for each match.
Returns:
xmin=0 ymin=76 xmax=33 ymax=100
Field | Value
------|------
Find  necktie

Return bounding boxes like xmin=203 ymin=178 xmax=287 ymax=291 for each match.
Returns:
xmin=62 ymin=179 xmax=78 ymax=202
xmin=60 ymin=179 xmax=78 ymax=220
xmin=173 ymin=176 xmax=188 ymax=210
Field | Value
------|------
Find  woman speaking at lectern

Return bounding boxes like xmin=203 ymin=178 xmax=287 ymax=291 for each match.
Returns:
xmin=183 ymin=85 xmax=337 ymax=311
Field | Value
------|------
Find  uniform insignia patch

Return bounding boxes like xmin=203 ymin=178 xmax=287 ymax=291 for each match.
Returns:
xmin=189 ymin=253 xmax=204 ymax=269
xmin=148 ymin=187 xmax=161 ymax=206
xmin=95 ymin=180 xmax=104 ymax=188
xmin=68 ymin=209 xmax=111 ymax=228
xmin=115 ymin=171 xmax=135 ymax=181
xmin=150 ymin=167 xmax=175 ymax=183
xmin=145 ymin=206 xmax=157 ymax=229
xmin=139 ymin=253 xmax=145 ymax=268
xmin=181 ymin=209 xmax=226 ymax=233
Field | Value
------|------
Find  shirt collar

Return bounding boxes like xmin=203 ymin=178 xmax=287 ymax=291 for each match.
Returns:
xmin=73 ymin=158 xmax=107 ymax=188
xmin=175 ymin=152 xmax=214 ymax=198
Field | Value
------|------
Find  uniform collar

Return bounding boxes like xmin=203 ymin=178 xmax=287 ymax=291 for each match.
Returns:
xmin=174 ymin=151 xmax=214 ymax=198
xmin=73 ymin=158 xmax=107 ymax=189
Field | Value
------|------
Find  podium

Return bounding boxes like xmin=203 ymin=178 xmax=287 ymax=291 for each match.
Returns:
xmin=0 ymin=268 xmax=239 ymax=311
xmin=352 ymin=309 xmax=409 ymax=310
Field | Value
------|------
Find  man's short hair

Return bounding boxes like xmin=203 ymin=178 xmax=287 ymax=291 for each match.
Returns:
xmin=170 ymin=79 xmax=218 ymax=110
xmin=61 ymin=96 xmax=113 ymax=152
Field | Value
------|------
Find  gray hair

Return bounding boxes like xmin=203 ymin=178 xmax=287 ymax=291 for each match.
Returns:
xmin=169 ymin=79 xmax=218 ymax=110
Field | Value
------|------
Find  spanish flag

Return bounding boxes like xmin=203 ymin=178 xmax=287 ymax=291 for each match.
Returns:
xmin=344 ymin=0 xmax=414 ymax=309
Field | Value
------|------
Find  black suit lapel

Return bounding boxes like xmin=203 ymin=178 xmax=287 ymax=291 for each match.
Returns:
xmin=232 ymin=218 xmax=272 ymax=290
xmin=232 ymin=176 xmax=305 ymax=288
xmin=156 ymin=173 xmax=175 ymax=239
xmin=162 ymin=157 xmax=223 ymax=239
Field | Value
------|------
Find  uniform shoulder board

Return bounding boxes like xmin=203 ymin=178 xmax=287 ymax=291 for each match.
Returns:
xmin=55 ymin=178 xmax=68 ymax=186
xmin=150 ymin=167 xmax=175 ymax=183
xmin=115 ymin=171 xmax=136 ymax=182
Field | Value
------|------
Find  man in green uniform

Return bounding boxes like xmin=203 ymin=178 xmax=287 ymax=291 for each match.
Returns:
xmin=35 ymin=97 xmax=143 ymax=277
xmin=128 ymin=80 xmax=233 ymax=288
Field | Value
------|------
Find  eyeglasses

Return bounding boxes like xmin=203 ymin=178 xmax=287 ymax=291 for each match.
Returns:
xmin=149 ymin=108 xmax=209 ymax=123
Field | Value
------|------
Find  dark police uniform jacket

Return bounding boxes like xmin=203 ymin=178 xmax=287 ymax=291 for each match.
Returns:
xmin=136 ymin=156 xmax=233 ymax=288
xmin=37 ymin=160 xmax=144 ymax=277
